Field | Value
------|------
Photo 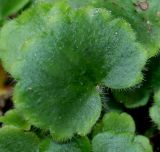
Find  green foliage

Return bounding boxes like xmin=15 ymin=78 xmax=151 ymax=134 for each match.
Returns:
xmin=40 ymin=137 xmax=91 ymax=152
xmin=92 ymin=112 xmax=153 ymax=152
xmin=0 ymin=1 xmax=147 ymax=141
xmin=42 ymin=0 xmax=160 ymax=57
xmin=0 ymin=0 xmax=160 ymax=151
xmin=148 ymin=56 xmax=160 ymax=129
xmin=0 ymin=126 xmax=39 ymax=152
xmin=112 ymin=85 xmax=150 ymax=108
xmin=92 ymin=112 xmax=135 ymax=136
xmin=102 ymin=112 xmax=135 ymax=134
xmin=93 ymin=0 xmax=160 ymax=57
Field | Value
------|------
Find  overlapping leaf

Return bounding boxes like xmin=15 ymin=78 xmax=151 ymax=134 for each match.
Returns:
xmin=92 ymin=112 xmax=153 ymax=152
xmin=112 ymin=85 xmax=150 ymax=108
xmin=93 ymin=0 xmax=160 ymax=57
xmin=40 ymin=137 xmax=90 ymax=152
xmin=43 ymin=0 xmax=160 ymax=57
xmin=0 ymin=127 xmax=39 ymax=152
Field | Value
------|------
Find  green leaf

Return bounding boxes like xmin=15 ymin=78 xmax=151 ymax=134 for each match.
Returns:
xmin=102 ymin=112 xmax=135 ymax=134
xmin=0 ymin=0 xmax=30 ymax=19
xmin=0 ymin=126 xmax=39 ymax=152
xmin=112 ymin=85 xmax=150 ymax=108
xmin=95 ymin=0 xmax=160 ymax=57
xmin=92 ymin=132 xmax=153 ymax=152
xmin=40 ymin=137 xmax=91 ymax=152
xmin=33 ymin=0 xmax=96 ymax=8
xmin=0 ymin=2 xmax=147 ymax=140
xmin=0 ymin=109 xmax=30 ymax=130
xmin=0 ymin=3 xmax=54 ymax=78
xmin=100 ymin=19 xmax=147 ymax=89
xmin=92 ymin=112 xmax=152 ymax=152
xmin=154 ymin=89 xmax=160 ymax=106
xmin=134 ymin=135 xmax=153 ymax=152
xmin=149 ymin=104 xmax=160 ymax=129
xmin=92 ymin=112 xmax=135 ymax=136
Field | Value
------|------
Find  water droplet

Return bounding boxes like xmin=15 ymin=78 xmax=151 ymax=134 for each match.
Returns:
xmin=58 ymin=116 xmax=62 ymax=120
xmin=157 ymin=11 xmax=160 ymax=17
xmin=28 ymin=87 xmax=32 ymax=90
xmin=109 ymin=10 xmax=112 ymax=14
xmin=80 ymin=82 xmax=84 ymax=85
xmin=147 ymin=20 xmax=150 ymax=24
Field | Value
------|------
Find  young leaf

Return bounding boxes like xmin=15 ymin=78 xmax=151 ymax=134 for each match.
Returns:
xmin=0 ymin=1 xmax=147 ymax=140
xmin=102 ymin=112 xmax=135 ymax=134
xmin=40 ymin=137 xmax=91 ymax=152
xmin=92 ymin=112 xmax=135 ymax=136
xmin=0 ymin=109 xmax=30 ymax=130
xmin=92 ymin=112 xmax=153 ymax=152
xmin=0 ymin=126 xmax=39 ymax=152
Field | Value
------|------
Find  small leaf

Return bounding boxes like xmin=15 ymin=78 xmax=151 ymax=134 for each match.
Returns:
xmin=112 ymin=85 xmax=150 ymax=108
xmin=92 ymin=112 xmax=152 ymax=152
xmin=0 ymin=126 xmax=39 ymax=152
xmin=92 ymin=112 xmax=135 ymax=136
xmin=0 ymin=109 xmax=30 ymax=130
xmin=102 ymin=112 xmax=135 ymax=134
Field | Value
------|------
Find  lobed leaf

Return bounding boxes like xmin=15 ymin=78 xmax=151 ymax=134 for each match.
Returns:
xmin=102 ymin=112 xmax=135 ymax=134
xmin=92 ymin=112 xmax=153 ymax=152
xmin=92 ymin=112 xmax=135 ymax=136
xmin=0 ymin=1 xmax=147 ymax=140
